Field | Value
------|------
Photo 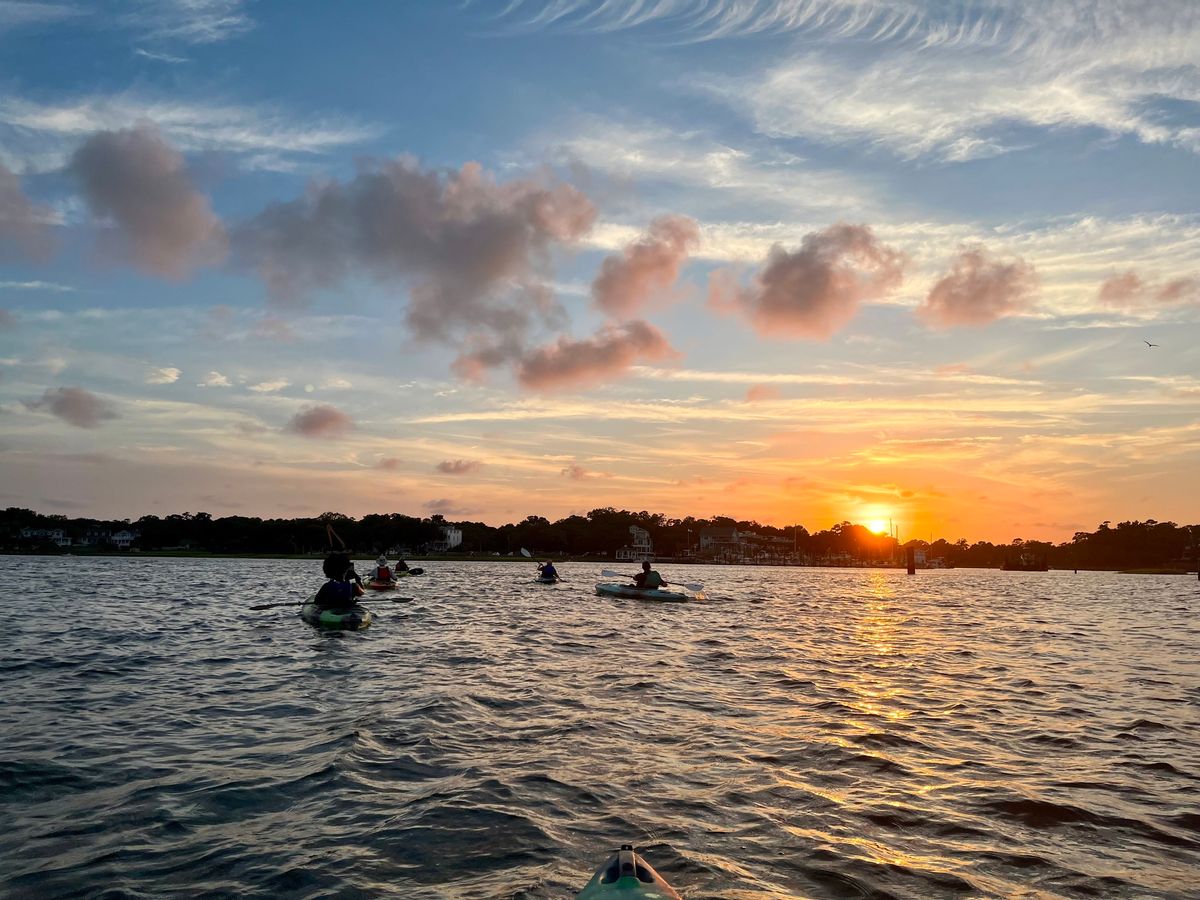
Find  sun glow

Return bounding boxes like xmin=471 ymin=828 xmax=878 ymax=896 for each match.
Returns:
xmin=866 ymin=518 xmax=889 ymax=534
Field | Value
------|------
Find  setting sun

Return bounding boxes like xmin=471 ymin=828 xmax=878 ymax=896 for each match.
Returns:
xmin=866 ymin=519 xmax=890 ymax=535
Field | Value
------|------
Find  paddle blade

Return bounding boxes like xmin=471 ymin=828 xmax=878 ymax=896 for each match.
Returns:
xmin=600 ymin=569 xmax=628 ymax=578
xmin=679 ymin=582 xmax=705 ymax=592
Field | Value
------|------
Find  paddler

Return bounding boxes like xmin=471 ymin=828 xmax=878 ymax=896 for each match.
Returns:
xmin=538 ymin=561 xmax=559 ymax=580
xmin=370 ymin=555 xmax=393 ymax=581
xmin=315 ymin=551 xmax=364 ymax=608
xmin=632 ymin=560 xmax=666 ymax=590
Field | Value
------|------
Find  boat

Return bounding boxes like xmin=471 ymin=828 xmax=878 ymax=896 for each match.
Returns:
xmin=595 ymin=583 xmax=690 ymax=603
xmin=534 ymin=575 xmax=560 ymax=584
xmin=1002 ymin=552 xmax=1048 ymax=571
xmin=365 ymin=579 xmax=397 ymax=591
xmin=577 ymin=845 xmax=680 ymax=899
xmin=300 ymin=597 xmax=373 ymax=630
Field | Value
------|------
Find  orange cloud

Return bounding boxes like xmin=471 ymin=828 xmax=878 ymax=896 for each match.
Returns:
xmin=918 ymin=246 xmax=1037 ymax=327
xmin=745 ymin=384 xmax=782 ymax=402
xmin=1098 ymin=270 xmax=1199 ymax=308
xmin=592 ymin=214 xmax=699 ymax=317
xmin=436 ymin=459 xmax=482 ymax=474
xmin=517 ymin=320 xmax=678 ymax=391
xmin=709 ymin=223 xmax=905 ymax=339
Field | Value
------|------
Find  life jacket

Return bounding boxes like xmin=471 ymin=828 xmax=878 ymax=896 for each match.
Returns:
xmin=377 ymin=566 xmax=392 ymax=580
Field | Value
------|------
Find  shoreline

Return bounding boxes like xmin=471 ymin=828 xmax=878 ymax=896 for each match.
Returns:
xmin=4 ymin=550 xmax=1191 ymax=574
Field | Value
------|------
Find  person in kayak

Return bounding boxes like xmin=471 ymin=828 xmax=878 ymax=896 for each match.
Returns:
xmin=393 ymin=558 xmax=410 ymax=573
xmin=370 ymin=555 xmax=392 ymax=582
xmin=315 ymin=551 xmax=364 ymax=609
xmin=633 ymin=560 xmax=666 ymax=590
xmin=538 ymin=561 xmax=559 ymax=580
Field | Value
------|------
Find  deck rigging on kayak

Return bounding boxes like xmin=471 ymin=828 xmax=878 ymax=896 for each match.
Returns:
xmin=577 ymin=845 xmax=681 ymax=899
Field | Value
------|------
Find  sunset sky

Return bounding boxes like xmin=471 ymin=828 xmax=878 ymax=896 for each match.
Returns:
xmin=1 ymin=0 xmax=1198 ymax=543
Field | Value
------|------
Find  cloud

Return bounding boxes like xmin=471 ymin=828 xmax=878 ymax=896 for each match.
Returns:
xmin=145 ymin=366 xmax=181 ymax=384
xmin=376 ymin=457 xmax=401 ymax=470
xmin=592 ymin=215 xmax=700 ymax=317
xmin=0 ymin=162 xmax=54 ymax=261
xmin=424 ymin=497 xmax=469 ymax=515
xmin=708 ymin=223 xmax=905 ymax=339
xmin=436 ymin=459 xmax=482 ymax=475
xmin=198 ymin=370 xmax=231 ymax=387
xmin=745 ymin=384 xmax=781 ymax=402
xmin=1098 ymin=270 xmax=1200 ymax=309
xmin=1 ymin=94 xmax=380 ymax=173
xmin=0 ymin=2 xmax=84 ymax=33
xmin=120 ymin=0 xmax=253 ymax=45
xmin=24 ymin=386 xmax=118 ymax=428
xmin=917 ymin=246 xmax=1038 ymax=328
xmin=561 ymin=462 xmax=611 ymax=480
xmin=516 ymin=319 xmax=679 ymax=391
xmin=695 ymin=5 xmax=1200 ymax=160
xmin=251 ymin=315 xmax=297 ymax=342
xmin=235 ymin=157 xmax=595 ymax=370
xmin=248 ymin=378 xmax=289 ymax=393
xmin=70 ymin=124 xmax=227 ymax=277
xmin=285 ymin=404 xmax=353 ymax=439
xmin=0 ymin=280 xmax=74 ymax=291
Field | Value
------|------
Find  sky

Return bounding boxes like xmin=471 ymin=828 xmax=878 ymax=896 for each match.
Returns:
xmin=0 ymin=0 xmax=1198 ymax=543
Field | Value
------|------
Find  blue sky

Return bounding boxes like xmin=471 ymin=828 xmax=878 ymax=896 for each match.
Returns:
xmin=1 ymin=0 xmax=1198 ymax=541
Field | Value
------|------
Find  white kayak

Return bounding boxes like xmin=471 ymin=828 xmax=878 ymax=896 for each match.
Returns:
xmin=577 ymin=845 xmax=681 ymax=898
xmin=594 ymin=583 xmax=691 ymax=603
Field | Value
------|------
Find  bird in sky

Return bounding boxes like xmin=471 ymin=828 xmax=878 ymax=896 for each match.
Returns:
xmin=1144 ymin=340 xmax=1160 ymax=348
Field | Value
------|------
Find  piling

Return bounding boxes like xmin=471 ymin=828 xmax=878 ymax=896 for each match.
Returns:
xmin=906 ymin=546 xmax=916 ymax=575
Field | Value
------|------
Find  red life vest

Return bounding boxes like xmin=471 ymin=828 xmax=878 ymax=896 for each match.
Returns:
xmin=377 ymin=566 xmax=392 ymax=580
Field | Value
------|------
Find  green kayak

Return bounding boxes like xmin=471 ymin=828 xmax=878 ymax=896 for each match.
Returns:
xmin=577 ymin=845 xmax=681 ymax=899
xmin=300 ymin=597 xmax=373 ymax=630
xmin=594 ymin=583 xmax=690 ymax=603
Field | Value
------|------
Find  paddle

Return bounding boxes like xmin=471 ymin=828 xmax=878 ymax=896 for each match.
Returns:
xmin=600 ymin=569 xmax=705 ymax=592
xmin=249 ymin=597 xmax=414 ymax=611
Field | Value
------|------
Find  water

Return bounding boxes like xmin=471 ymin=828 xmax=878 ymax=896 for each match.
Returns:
xmin=1 ymin=558 xmax=1198 ymax=898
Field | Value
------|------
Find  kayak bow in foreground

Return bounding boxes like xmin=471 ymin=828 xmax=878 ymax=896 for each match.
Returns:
xmin=577 ymin=845 xmax=681 ymax=899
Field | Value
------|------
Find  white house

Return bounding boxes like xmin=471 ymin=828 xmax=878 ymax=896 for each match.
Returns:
xmin=20 ymin=527 xmax=71 ymax=547
xmin=615 ymin=525 xmax=653 ymax=561
xmin=110 ymin=530 xmax=138 ymax=549
xmin=429 ymin=525 xmax=463 ymax=552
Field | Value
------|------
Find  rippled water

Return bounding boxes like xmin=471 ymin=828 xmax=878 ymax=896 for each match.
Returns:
xmin=2 ymin=557 xmax=1198 ymax=898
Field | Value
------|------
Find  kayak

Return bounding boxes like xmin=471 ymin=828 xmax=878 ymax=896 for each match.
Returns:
xmin=300 ymin=597 xmax=373 ymax=630
xmin=535 ymin=575 xmax=560 ymax=584
xmin=595 ymin=583 xmax=690 ymax=603
xmin=577 ymin=845 xmax=681 ymax=899
xmin=366 ymin=579 xmax=397 ymax=591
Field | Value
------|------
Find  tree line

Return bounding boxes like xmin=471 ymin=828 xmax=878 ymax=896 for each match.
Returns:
xmin=3 ymin=506 xmax=1197 ymax=570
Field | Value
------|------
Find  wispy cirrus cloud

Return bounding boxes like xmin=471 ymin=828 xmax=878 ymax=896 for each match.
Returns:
xmin=0 ymin=2 xmax=84 ymax=33
xmin=0 ymin=93 xmax=381 ymax=172
xmin=694 ymin=3 xmax=1200 ymax=160
xmin=117 ymin=0 xmax=252 ymax=45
